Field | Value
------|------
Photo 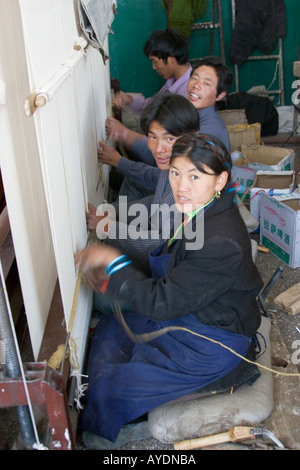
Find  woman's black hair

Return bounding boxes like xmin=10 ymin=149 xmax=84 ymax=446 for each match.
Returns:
xmin=143 ymin=29 xmax=189 ymax=65
xmin=170 ymin=133 xmax=232 ymax=184
xmin=140 ymin=92 xmax=199 ymax=137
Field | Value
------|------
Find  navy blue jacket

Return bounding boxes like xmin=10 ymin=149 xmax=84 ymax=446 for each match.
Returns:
xmin=107 ymin=191 xmax=263 ymax=337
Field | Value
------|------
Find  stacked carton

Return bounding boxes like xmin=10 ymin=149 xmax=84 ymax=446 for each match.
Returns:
xmin=227 ymin=118 xmax=298 ymax=268
xmin=227 ymin=123 xmax=261 ymax=152
xmin=260 ymin=193 xmax=300 ymax=268
xmin=249 ymin=170 xmax=295 ymax=221
xmin=230 ymin=138 xmax=295 ymax=207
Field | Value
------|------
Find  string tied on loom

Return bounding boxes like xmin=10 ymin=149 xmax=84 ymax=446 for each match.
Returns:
xmin=46 ymin=270 xmax=87 ymax=409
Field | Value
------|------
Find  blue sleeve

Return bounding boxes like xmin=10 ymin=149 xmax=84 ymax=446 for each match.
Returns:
xmin=106 ymin=238 xmax=243 ymax=321
xmin=117 ymin=157 xmax=161 ymax=191
xmin=219 ymin=128 xmax=231 ymax=153
xmin=199 ymin=108 xmax=231 ymax=153
xmin=130 ymin=138 xmax=156 ymax=166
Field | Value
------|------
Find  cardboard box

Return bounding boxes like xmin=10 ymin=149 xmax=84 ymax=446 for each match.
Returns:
xmin=240 ymin=144 xmax=295 ymax=171
xmin=297 ymin=172 xmax=300 ymax=192
xmin=231 ymin=165 xmax=257 ymax=201
xmin=227 ymin=123 xmax=261 ymax=151
xmin=219 ymin=109 xmax=247 ymax=125
xmin=260 ymin=192 xmax=300 ymax=268
xmin=294 ymin=60 xmax=300 ymax=77
xmin=249 ymin=171 xmax=295 ymax=221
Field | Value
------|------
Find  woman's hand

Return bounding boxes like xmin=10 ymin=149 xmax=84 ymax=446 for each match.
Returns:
xmin=97 ymin=141 xmax=121 ymax=167
xmin=75 ymin=244 xmax=121 ymax=274
xmin=83 ymin=266 xmax=108 ymax=292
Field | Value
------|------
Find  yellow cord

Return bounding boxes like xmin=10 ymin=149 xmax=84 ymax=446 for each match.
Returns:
xmin=47 ymin=271 xmax=82 ymax=370
xmin=68 ymin=271 xmax=82 ymax=334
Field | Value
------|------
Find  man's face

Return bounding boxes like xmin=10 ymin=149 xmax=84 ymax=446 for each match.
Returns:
xmin=147 ymin=121 xmax=179 ymax=170
xmin=187 ymin=65 xmax=225 ymax=110
xmin=149 ymin=55 xmax=174 ymax=80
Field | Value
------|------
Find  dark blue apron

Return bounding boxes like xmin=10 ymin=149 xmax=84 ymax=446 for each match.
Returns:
xmin=148 ymin=242 xmax=170 ymax=279
xmin=79 ymin=242 xmax=253 ymax=442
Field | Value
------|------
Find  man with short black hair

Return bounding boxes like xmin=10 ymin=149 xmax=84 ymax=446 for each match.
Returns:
xmin=113 ymin=29 xmax=192 ymax=115
xmin=187 ymin=56 xmax=233 ymax=152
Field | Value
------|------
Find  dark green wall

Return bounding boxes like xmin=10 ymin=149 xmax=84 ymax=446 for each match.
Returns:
xmin=108 ymin=0 xmax=300 ymax=105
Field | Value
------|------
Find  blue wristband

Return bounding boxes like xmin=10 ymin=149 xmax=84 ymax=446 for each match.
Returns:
xmin=105 ymin=254 xmax=128 ymax=275
xmin=108 ymin=260 xmax=132 ymax=275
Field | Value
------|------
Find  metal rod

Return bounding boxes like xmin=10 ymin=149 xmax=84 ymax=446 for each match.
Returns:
xmin=0 ymin=265 xmax=36 ymax=448
xmin=258 ymin=293 xmax=270 ymax=318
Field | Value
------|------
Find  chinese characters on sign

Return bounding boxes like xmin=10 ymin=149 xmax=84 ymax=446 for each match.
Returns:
xmin=262 ymin=218 xmax=290 ymax=246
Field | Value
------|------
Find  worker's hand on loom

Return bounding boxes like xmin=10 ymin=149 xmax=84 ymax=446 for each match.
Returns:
xmin=112 ymin=90 xmax=133 ymax=108
xmin=97 ymin=140 xmax=121 ymax=167
xmin=82 ymin=266 xmax=108 ymax=292
xmin=105 ymin=117 xmax=129 ymax=143
xmin=75 ymin=244 xmax=121 ymax=274
xmin=105 ymin=117 xmax=144 ymax=148
xmin=86 ymin=202 xmax=109 ymax=233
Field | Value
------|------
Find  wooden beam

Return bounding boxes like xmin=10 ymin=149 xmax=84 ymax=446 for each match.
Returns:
xmin=0 ymin=207 xmax=9 ymax=248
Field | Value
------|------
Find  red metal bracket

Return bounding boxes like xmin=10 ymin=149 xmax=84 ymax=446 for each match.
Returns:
xmin=0 ymin=362 xmax=76 ymax=450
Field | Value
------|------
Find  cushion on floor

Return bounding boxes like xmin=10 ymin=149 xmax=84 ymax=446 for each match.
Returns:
xmin=148 ymin=316 xmax=273 ymax=443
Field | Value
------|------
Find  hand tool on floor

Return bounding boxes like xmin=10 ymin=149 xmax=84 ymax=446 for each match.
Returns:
xmin=258 ymin=266 xmax=284 ymax=317
xmin=174 ymin=425 xmax=284 ymax=450
xmin=261 ymin=266 xmax=284 ymax=300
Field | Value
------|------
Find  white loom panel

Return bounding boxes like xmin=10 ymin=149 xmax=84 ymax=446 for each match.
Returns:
xmin=35 ymin=95 xmax=93 ymax=366
xmin=34 ymin=96 xmax=82 ymax=322
xmin=0 ymin=0 xmax=113 ymax=365
xmin=21 ymin=1 xmax=112 ymax=368
xmin=0 ymin=0 xmax=57 ymax=359
xmin=73 ymin=46 xmax=111 ymax=207
xmin=19 ymin=0 xmax=79 ymax=88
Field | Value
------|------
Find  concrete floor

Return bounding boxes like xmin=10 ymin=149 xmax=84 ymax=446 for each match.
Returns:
xmin=254 ymin=233 xmax=300 ymax=365
xmin=1 ymin=135 xmax=300 ymax=451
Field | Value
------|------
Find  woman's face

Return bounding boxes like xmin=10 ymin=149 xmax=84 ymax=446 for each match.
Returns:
xmin=169 ymin=155 xmax=228 ymax=213
xmin=147 ymin=121 xmax=179 ymax=170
